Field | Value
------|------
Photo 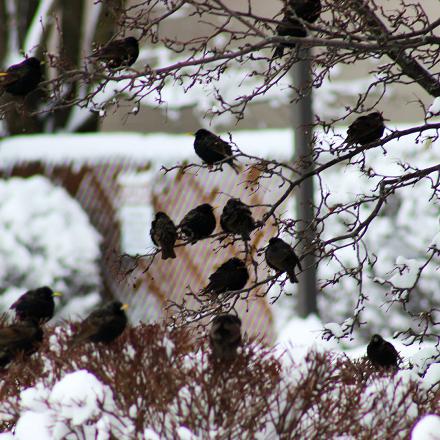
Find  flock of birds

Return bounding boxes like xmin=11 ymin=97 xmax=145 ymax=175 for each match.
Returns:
xmin=0 ymin=286 xmax=398 ymax=369
xmin=0 ymin=287 xmax=127 ymax=367
xmin=0 ymin=0 xmax=393 ymax=370
xmin=0 ymin=286 xmax=399 ymax=368
xmin=148 ymin=123 xmax=393 ymax=368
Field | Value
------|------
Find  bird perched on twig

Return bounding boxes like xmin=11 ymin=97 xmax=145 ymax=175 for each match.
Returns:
xmin=0 ymin=57 xmax=42 ymax=96
xmin=179 ymin=203 xmax=216 ymax=243
xmin=367 ymin=334 xmax=399 ymax=368
xmin=203 ymin=258 xmax=249 ymax=295
xmin=193 ymin=129 xmax=240 ymax=174
xmin=220 ymin=198 xmax=256 ymax=241
xmin=91 ymin=37 xmax=139 ymax=68
xmin=0 ymin=320 xmax=43 ymax=367
xmin=265 ymin=237 xmax=302 ymax=283
xmin=346 ymin=112 xmax=386 ymax=146
xmin=289 ymin=0 xmax=322 ymax=23
xmin=273 ymin=15 xmax=307 ymax=59
xmin=209 ymin=314 xmax=242 ymax=362
xmin=71 ymin=301 xmax=128 ymax=345
xmin=150 ymin=212 xmax=177 ymax=259
xmin=10 ymin=286 xmax=62 ymax=323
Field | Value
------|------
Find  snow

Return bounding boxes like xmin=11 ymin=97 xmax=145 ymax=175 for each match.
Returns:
xmin=177 ymin=426 xmax=198 ymax=440
xmin=389 ymin=257 xmax=422 ymax=289
xmin=50 ymin=370 xmax=114 ymax=425
xmin=427 ymin=97 xmax=440 ymax=117
xmin=23 ymin=0 xmax=57 ymax=57
xmin=323 ymin=322 xmax=344 ymax=338
xmin=423 ymin=363 xmax=440 ymax=389
xmin=4 ymin=370 xmax=134 ymax=440
xmin=411 ymin=415 xmax=440 ymax=440
xmin=144 ymin=429 xmax=161 ymax=440
xmin=0 ymin=130 xmax=291 ymax=166
xmin=0 ymin=176 xmax=102 ymax=321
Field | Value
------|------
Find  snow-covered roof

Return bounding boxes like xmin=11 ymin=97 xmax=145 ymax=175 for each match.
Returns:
xmin=0 ymin=130 xmax=292 ymax=167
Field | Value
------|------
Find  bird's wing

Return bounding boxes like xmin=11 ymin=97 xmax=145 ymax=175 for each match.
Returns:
xmin=0 ymin=325 xmax=35 ymax=346
xmin=73 ymin=309 xmax=110 ymax=342
xmin=347 ymin=116 xmax=368 ymax=137
xmin=92 ymin=41 xmax=125 ymax=60
xmin=9 ymin=295 xmax=26 ymax=311
xmin=210 ymin=137 xmax=233 ymax=157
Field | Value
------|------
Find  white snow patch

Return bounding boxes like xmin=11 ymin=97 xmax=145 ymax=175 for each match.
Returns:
xmin=389 ymin=257 xmax=422 ymax=289
xmin=49 ymin=370 xmax=114 ymax=426
xmin=427 ymin=97 xmax=440 ymax=116
xmin=422 ymin=363 xmax=440 ymax=389
xmin=323 ymin=322 xmax=344 ymax=338
xmin=411 ymin=414 xmax=440 ymax=440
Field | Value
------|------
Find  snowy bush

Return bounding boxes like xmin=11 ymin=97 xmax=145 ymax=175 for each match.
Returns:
xmin=0 ymin=322 xmax=438 ymax=439
xmin=315 ymin=130 xmax=440 ymax=341
xmin=0 ymin=176 xmax=102 ymax=318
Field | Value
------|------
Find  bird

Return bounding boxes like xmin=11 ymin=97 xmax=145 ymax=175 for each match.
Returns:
xmin=367 ymin=334 xmax=399 ymax=368
xmin=91 ymin=36 xmax=139 ymax=68
xmin=265 ymin=237 xmax=302 ymax=283
xmin=346 ymin=112 xmax=386 ymax=146
xmin=209 ymin=314 xmax=242 ymax=362
xmin=273 ymin=14 xmax=307 ymax=58
xmin=203 ymin=258 xmax=249 ymax=295
xmin=179 ymin=203 xmax=216 ymax=243
xmin=220 ymin=198 xmax=255 ymax=241
xmin=289 ymin=0 xmax=322 ymax=23
xmin=0 ymin=57 xmax=42 ymax=96
xmin=150 ymin=212 xmax=177 ymax=260
xmin=193 ymin=129 xmax=240 ymax=174
xmin=71 ymin=301 xmax=128 ymax=345
xmin=0 ymin=320 xmax=43 ymax=367
xmin=10 ymin=286 xmax=62 ymax=323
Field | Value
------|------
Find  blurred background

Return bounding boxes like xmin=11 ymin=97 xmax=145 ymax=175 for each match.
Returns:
xmin=0 ymin=0 xmax=438 ymax=347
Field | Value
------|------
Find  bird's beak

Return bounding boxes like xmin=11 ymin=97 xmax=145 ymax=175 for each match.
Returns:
xmin=52 ymin=291 xmax=63 ymax=297
xmin=185 ymin=132 xmax=193 ymax=136
xmin=0 ymin=72 xmax=8 ymax=77
xmin=120 ymin=303 xmax=129 ymax=311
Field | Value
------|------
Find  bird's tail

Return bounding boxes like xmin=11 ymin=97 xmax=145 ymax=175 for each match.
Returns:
xmin=228 ymin=160 xmax=242 ymax=175
xmin=272 ymin=46 xmax=284 ymax=59
xmin=287 ymin=269 xmax=298 ymax=283
xmin=161 ymin=247 xmax=176 ymax=260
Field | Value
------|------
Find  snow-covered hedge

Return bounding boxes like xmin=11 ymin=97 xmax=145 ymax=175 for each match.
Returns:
xmin=0 ymin=176 xmax=102 ymax=319
xmin=0 ymin=322 xmax=438 ymax=439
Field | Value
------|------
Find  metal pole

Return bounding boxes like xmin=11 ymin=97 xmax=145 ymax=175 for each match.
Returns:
xmin=291 ymin=48 xmax=318 ymax=317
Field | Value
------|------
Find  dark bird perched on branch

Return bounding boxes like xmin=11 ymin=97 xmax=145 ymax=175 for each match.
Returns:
xmin=265 ymin=237 xmax=302 ymax=283
xmin=71 ymin=301 xmax=128 ymax=345
xmin=92 ymin=37 xmax=139 ymax=68
xmin=0 ymin=57 xmax=42 ymax=96
xmin=367 ymin=334 xmax=399 ymax=368
xmin=220 ymin=198 xmax=256 ymax=241
xmin=10 ymin=286 xmax=62 ymax=323
xmin=346 ymin=112 xmax=386 ymax=146
xmin=150 ymin=212 xmax=177 ymax=259
xmin=289 ymin=0 xmax=322 ymax=23
xmin=203 ymin=258 xmax=249 ymax=295
xmin=193 ymin=129 xmax=240 ymax=174
xmin=179 ymin=203 xmax=216 ymax=243
xmin=273 ymin=14 xmax=307 ymax=58
xmin=209 ymin=314 xmax=242 ymax=362
xmin=0 ymin=320 xmax=43 ymax=367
